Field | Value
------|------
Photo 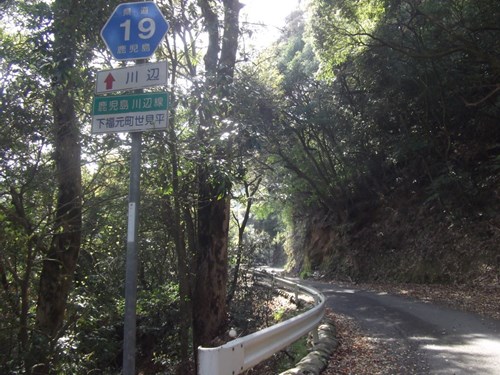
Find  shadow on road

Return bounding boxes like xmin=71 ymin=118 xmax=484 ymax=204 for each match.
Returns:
xmin=305 ymin=281 xmax=500 ymax=374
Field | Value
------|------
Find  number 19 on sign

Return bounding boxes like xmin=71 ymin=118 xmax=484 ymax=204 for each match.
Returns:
xmin=101 ymin=1 xmax=170 ymax=61
xmin=120 ymin=17 xmax=155 ymax=41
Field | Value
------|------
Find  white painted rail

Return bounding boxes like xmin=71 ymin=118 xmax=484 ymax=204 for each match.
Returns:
xmin=198 ymin=271 xmax=326 ymax=375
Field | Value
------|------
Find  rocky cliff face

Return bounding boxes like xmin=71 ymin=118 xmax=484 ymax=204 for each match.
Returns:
xmin=286 ymin=189 xmax=499 ymax=285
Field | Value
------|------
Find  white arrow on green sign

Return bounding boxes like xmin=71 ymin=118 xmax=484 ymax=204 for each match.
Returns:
xmin=92 ymin=92 xmax=168 ymax=134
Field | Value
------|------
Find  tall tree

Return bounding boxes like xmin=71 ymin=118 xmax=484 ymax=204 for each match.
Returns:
xmin=310 ymin=0 xmax=500 ymax=208
xmin=193 ymin=0 xmax=242 ymax=350
xmin=29 ymin=0 xmax=83 ymax=372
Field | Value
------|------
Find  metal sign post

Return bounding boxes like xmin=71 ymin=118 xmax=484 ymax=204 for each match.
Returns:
xmin=123 ymin=131 xmax=141 ymax=375
xmin=97 ymin=2 xmax=170 ymax=374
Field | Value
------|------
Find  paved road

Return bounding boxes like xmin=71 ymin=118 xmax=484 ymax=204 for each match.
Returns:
xmin=304 ymin=280 xmax=500 ymax=374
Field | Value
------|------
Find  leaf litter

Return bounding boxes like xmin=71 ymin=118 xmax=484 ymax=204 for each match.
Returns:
xmin=323 ymin=282 xmax=499 ymax=374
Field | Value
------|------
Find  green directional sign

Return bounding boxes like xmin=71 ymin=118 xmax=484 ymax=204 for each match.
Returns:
xmin=92 ymin=92 xmax=168 ymax=133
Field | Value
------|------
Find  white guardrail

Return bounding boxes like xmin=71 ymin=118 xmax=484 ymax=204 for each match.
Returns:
xmin=198 ymin=270 xmax=326 ymax=375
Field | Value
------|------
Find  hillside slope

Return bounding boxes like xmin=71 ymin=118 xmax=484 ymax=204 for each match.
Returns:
xmin=286 ymin=186 xmax=499 ymax=285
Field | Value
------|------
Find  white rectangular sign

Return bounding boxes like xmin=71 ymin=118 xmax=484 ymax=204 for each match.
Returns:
xmin=95 ymin=61 xmax=168 ymax=94
xmin=92 ymin=109 xmax=168 ymax=133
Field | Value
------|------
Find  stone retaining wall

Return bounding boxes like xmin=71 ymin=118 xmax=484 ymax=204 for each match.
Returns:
xmin=280 ymin=318 xmax=339 ymax=375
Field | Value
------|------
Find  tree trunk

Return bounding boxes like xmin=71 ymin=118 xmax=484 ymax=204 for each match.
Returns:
xmin=193 ymin=0 xmax=241 ymax=351
xmin=30 ymin=1 xmax=82 ymax=373
xmin=168 ymin=98 xmax=192 ymax=370
xmin=227 ymin=178 xmax=261 ymax=305
xmin=193 ymin=179 xmax=231 ymax=348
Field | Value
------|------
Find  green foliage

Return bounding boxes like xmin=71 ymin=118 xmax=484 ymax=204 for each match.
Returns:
xmin=299 ymin=256 xmax=312 ymax=279
xmin=1 ymin=0 xmax=499 ymax=371
xmin=307 ymin=0 xmax=500 ymax=211
xmin=234 ymin=0 xmax=500 ymax=282
xmin=0 ymin=9 xmax=65 ymax=372
xmin=276 ymin=336 xmax=309 ymax=372
xmin=310 ymin=0 xmax=385 ymax=78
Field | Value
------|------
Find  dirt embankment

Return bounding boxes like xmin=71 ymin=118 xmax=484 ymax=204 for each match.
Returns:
xmin=287 ymin=188 xmax=499 ymax=286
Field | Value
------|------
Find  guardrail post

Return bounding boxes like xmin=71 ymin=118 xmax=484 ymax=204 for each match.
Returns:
xmin=294 ymin=284 xmax=299 ymax=305
xmin=311 ymin=292 xmax=320 ymax=344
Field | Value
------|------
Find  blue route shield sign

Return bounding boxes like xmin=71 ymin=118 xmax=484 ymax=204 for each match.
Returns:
xmin=101 ymin=1 xmax=169 ymax=61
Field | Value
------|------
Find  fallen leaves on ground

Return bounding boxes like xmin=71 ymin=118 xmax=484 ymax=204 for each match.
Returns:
xmin=323 ymin=311 xmax=427 ymax=375
xmin=357 ymin=283 xmax=500 ymax=320
xmin=322 ymin=282 xmax=499 ymax=375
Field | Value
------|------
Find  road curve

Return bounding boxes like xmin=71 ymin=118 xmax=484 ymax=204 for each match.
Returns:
xmin=303 ymin=280 xmax=500 ymax=374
